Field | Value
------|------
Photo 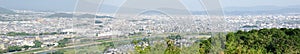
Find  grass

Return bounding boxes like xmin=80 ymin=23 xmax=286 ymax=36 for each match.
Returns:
xmin=61 ymin=42 xmax=112 ymax=54
xmin=14 ymin=48 xmax=44 ymax=54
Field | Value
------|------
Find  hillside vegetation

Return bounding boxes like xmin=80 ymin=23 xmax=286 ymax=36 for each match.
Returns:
xmin=199 ymin=28 xmax=300 ymax=54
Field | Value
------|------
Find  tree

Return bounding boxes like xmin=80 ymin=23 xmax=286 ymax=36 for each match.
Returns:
xmin=0 ymin=49 xmax=5 ymax=53
xmin=6 ymin=32 xmax=37 ymax=36
xmin=164 ymin=40 xmax=181 ymax=54
xmin=175 ymin=35 xmax=182 ymax=40
xmin=133 ymin=38 xmax=151 ymax=54
xmin=57 ymin=38 xmax=69 ymax=47
xmin=7 ymin=46 xmax=22 ymax=52
xmin=199 ymin=39 xmax=211 ymax=54
xmin=167 ymin=34 xmax=182 ymax=40
xmin=96 ymin=33 xmax=99 ymax=36
xmin=199 ymin=28 xmax=300 ymax=54
xmin=33 ymin=40 xmax=43 ymax=48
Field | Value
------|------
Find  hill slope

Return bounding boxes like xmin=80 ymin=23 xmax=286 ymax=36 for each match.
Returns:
xmin=0 ymin=7 xmax=16 ymax=14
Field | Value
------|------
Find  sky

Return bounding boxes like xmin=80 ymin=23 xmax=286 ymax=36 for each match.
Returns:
xmin=220 ymin=0 xmax=300 ymax=7
xmin=0 ymin=0 xmax=300 ymax=11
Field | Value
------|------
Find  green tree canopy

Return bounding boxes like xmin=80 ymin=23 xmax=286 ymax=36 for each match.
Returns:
xmin=33 ymin=40 xmax=43 ymax=48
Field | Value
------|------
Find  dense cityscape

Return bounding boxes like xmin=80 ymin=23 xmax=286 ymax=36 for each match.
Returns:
xmin=0 ymin=9 xmax=299 ymax=54
xmin=1 ymin=0 xmax=300 ymax=54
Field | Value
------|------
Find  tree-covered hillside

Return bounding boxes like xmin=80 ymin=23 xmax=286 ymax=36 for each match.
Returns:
xmin=199 ymin=28 xmax=300 ymax=54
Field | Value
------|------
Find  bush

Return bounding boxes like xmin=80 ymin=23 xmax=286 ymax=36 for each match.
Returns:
xmin=7 ymin=46 xmax=22 ymax=52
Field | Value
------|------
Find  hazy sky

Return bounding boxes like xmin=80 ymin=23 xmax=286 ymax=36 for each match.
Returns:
xmin=0 ymin=0 xmax=300 ymax=11
xmin=220 ymin=0 xmax=300 ymax=7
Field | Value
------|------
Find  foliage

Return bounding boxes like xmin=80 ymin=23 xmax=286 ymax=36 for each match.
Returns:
xmin=135 ymin=45 xmax=151 ymax=54
xmin=5 ymin=32 xmax=63 ymax=36
xmin=199 ymin=28 xmax=300 ymax=54
xmin=33 ymin=40 xmax=43 ymax=48
xmin=57 ymin=38 xmax=70 ymax=47
xmin=164 ymin=40 xmax=181 ymax=54
xmin=0 ymin=49 xmax=5 ymax=54
xmin=148 ymin=41 xmax=166 ymax=54
xmin=167 ymin=34 xmax=182 ymax=40
xmin=132 ymin=38 xmax=151 ymax=54
xmin=198 ymin=39 xmax=212 ymax=54
xmin=7 ymin=46 xmax=22 ymax=52
xmin=133 ymin=35 xmax=183 ymax=54
xmin=39 ymin=32 xmax=62 ymax=35
xmin=6 ymin=32 xmax=37 ymax=36
xmin=96 ymin=33 xmax=98 ymax=36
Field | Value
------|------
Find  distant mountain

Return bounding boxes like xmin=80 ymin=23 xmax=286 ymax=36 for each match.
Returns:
xmin=224 ymin=8 xmax=300 ymax=15
xmin=113 ymin=5 xmax=300 ymax=15
xmin=0 ymin=7 xmax=16 ymax=14
xmin=156 ymin=8 xmax=191 ymax=15
xmin=45 ymin=13 xmax=113 ymax=18
xmin=77 ymin=14 xmax=114 ymax=18
xmin=0 ymin=16 xmax=5 ymax=20
xmin=189 ymin=5 xmax=300 ymax=15
xmin=46 ymin=13 xmax=73 ymax=18
xmin=96 ymin=16 xmax=114 ymax=18
xmin=224 ymin=6 xmax=283 ymax=11
xmin=222 ymin=5 xmax=300 ymax=15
